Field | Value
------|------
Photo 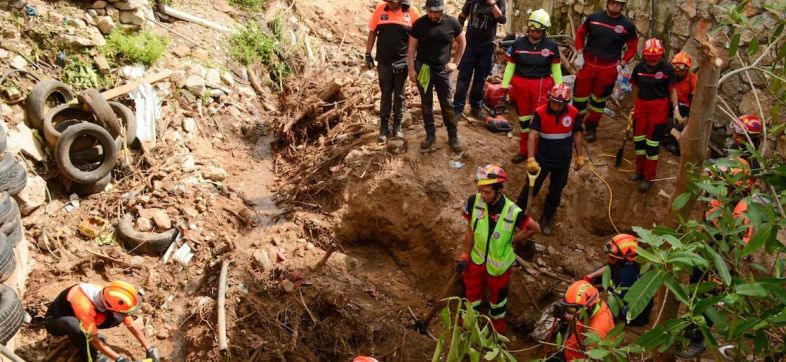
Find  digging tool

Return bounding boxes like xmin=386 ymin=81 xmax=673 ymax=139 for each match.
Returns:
xmin=615 ymin=110 xmax=634 ymax=168
xmin=412 ymin=269 xmax=460 ymax=339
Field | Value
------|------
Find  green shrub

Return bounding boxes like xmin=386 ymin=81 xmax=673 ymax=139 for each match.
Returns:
xmin=63 ymin=56 xmax=103 ymax=89
xmin=229 ymin=0 xmax=266 ymax=10
xmin=229 ymin=21 xmax=291 ymax=90
xmin=104 ymin=30 xmax=167 ymax=66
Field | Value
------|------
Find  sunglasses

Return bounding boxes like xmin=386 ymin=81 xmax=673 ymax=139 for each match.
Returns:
xmin=674 ymin=65 xmax=687 ymax=71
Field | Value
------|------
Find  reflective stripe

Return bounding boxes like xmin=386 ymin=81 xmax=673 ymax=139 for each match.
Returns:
xmin=635 ymin=149 xmax=646 ymax=155
xmin=573 ymin=96 xmax=590 ymax=102
xmin=579 ymin=109 xmax=589 ymax=115
xmin=470 ymin=300 xmax=482 ymax=308
xmin=501 ymin=205 xmax=516 ymax=232
xmin=633 ymin=135 xmax=646 ymax=142
xmin=646 ymin=139 xmax=660 ymax=147
xmin=590 ymin=94 xmax=608 ymax=102
xmin=490 ymin=312 xmax=506 ymax=319
xmin=589 ymin=104 xmax=605 ymax=113
xmin=520 ymin=128 xmax=530 ymax=133
xmin=519 ymin=115 xmax=533 ymax=121
xmin=540 ymin=132 xmax=572 ymax=140
xmin=646 ymin=154 xmax=659 ymax=160
xmin=491 ymin=298 xmax=508 ymax=309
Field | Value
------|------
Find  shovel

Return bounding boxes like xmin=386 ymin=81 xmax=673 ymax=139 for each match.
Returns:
xmin=412 ymin=268 xmax=461 ymax=339
xmin=615 ymin=110 xmax=634 ymax=168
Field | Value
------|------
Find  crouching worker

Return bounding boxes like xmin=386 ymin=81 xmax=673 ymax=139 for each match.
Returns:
xmin=458 ymin=164 xmax=541 ymax=334
xmin=544 ymin=280 xmax=615 ymax=361
xmin=44 ymin=281 xmax=160 ymax=362
xmin=583 ymin=233 xmax=653 ymax=326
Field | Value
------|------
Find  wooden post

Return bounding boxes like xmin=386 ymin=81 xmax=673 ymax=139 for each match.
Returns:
xmin=656 ymin=39 xmax=722 ymax=362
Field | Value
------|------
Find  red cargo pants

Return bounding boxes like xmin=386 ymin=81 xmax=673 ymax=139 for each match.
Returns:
xmin=572 ymin=61 xmax=618 ymax=126
xmin=463 ymin=261 xmax=512 ymax=333
xmin=633 ymin=97 xmax=670 ymax=181
xmin=510 ymin=75 xmax=552 ymax=156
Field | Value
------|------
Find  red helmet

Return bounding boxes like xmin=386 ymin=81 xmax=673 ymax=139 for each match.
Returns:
xmin=476 ymin=164 xmax=508 ymax=186
xmin=605 ymin=234 xmax=638 ymax=261
xmin=353 ymin=357 xmax=380 ymax=362
xmin=548 ymin=83 xmax=571 ymax=103
xmin=643 ymin=38 xmax=664 ymax=63
xmin=734 ymin=115 xmax=763 ymax=135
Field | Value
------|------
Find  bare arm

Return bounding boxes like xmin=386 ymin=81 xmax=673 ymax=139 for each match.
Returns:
xmin=631 ymin=84 xmax=639 ymax=101
xmin=366 ymin=31 xmax=377 ymax=54
xmin=574 ymin=129 xmax=583 ymax=156
xmin=452 ymin=31 xmax=466 ymax=65
xmin=585 ymin=265 xmax=606 ymax=281
xmin=487 ymin=0 xmax=502 ymax=19
xmin=127 ymin=322 xmax=151 ymax=350
xmin=512 ymin=218 xmax=541 ymax=243
xmin=408 ymin=36 xmax=419 ymax=82
xmin=670 ymin=87 xmax=680 ymax=110
xmin=91 ymin=333 xmax=121 ymax=360
xmin=527 ymin=130 xmax=538 ymax=159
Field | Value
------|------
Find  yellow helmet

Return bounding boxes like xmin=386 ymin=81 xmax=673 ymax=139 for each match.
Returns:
xmin=528 ymin=9 xmax=551 ymax=30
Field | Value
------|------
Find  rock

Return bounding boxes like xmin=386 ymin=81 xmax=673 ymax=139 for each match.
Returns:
xmin=57 ymin=34 xmax=95 ymax=48
xmin=87 ymin=9 xmax=98 ymax=17
xmin=280 ymin=280 xmax=294 ymax=293
xmin=253 ymin=249 xmax=272 ymax=270
xmin=191 ymin=48 xmax=209 ymax=60
xmin=0 ymin=49 xmax=8 ymax=59
xmin=738 ymin=90 xmax=773 ymax=118
xmin=276 ymin=251 xmax=286 ymax=262
xmin=106 ymin=5 xmax=119 ymax=21
xmin=182 ymin=155 xmax=196 ymax=172
xmin=547 ymin=245 xmax=556 ymax=255
xmin=93 ymin=0 xmax=107 ymax=8
xmin=86 ymin=26 xmax=107 ymax=46
xmin=152 ymin=209 xmax=171 ymax=229
xmin=720 ymin=75 xmax=748 ymax=101
xmin=306 ymin=242 xmax=314 ymax=250
xmin=296 ymin=249 xmax=305 ymax=257
xmin=271 ymin=236 xmax=282 ymax=246
xmin=680 ymin=0 xmax=697 ymax=18
xmin=195 ymin=202 xmax=207 ymax=213
xmin=536 ymin=258 xmax=546 ymax=266
xmin=130 ymin=256 xmax=145 ymax=265
xmin=13 ymin=175 xmax=46 ymax=215
xmin=7 ymin=123 xmax=45 ymax=162
xmin=96 ymin=16 xmax=115 ymax=34
xmin=534 ymin=243 xmax=545 ymax=253
xmin=672 ymin=13 xmax=691 ymax=38
xmin=184 ymin=75 xmax=206 ymax=95
xmin=205 ymin=69 xmax=221 ymax=89
xmin=136 ymin=217 xmax=153 ymax=232
xmin=93 ymin=54 xmax=111 ymax=75
xmin=11 ymin=0 xmax=25 ymax=9
xmin=119 ymin=9 xmax=145 ymax=26
xmin=156 ymin=330 xmax=169 ymax=340
xmin=114 ymin=0 xmax=145 ymax=10
xmin=10 ymin=55 xmax=27 ymax=70
xmin=202 ymin=166 xmax=227 ymax=182
xmin=184 ymin=207 xmax=199 ymax=217
xmin=221 ymin=72 xmax=235 ymax=87
xmin=182 ymin=117 xmax=197 ymax=133
xmin=172 ymin=45 xmax=190 ymax=58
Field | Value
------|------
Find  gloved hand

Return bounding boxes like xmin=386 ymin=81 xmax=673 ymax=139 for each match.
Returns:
xmin=674 ymin=108 xmax=685 ymax=125
xmin=456 ymin=252 xmax=469 ymax=273
xmin=146 ymin=347 xmax=160 ymax=362
xmin=526 ymin=157 xmax=540 ymax=174
xmin=574 ymin=155 xmax=585 ymax=170
xmin=500 ymin=88 xmax=509 ymax=104
xmin=574 ymin=51 xmax=584 ymax=70
xmin=364 ymin=53 xmax=375 ymax=69
xmin=115 ymin=357 xmax=130 ymax=362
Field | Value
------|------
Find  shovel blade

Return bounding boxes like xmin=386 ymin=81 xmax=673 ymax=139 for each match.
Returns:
xmin=615 ymin=140 xmax=626 ymax=168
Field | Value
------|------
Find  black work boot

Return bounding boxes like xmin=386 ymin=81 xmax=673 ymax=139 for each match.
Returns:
xmin=628 ymin=173 xmax=643 ymax=182
xmin=539 ymin=216 xmax=553 ymax=236
xmin=639 ymin=180 xmax=653 ymax=193
xmin=511 ymin=154 xmax=527 ymax=164
xmin=391 ymin=119 xmax=403 ymax=138
xmin=378 ymin=121 xmax=389 ymax=143
xmin=664 ymin=142 xmax=680 ymax=156
xmin=448 ymin=134 xmax=462 ymax=152
xmin=585 ymin=123 xmax=597 ymax=143
xmin=420 ymin=134 xmax=436 ymax=150
xmin=470 ymin=107 xmax=482 ymax=119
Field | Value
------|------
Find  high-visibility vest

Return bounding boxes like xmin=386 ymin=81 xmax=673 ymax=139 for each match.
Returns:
xmin=470 ymin=194 xmax=521 ymax=276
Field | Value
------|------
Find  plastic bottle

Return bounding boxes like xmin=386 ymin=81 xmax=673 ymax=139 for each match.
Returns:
xmin=603 ymin=108 xmax=616 ymax=118
xmin=620 ymin=66 xmax=632 ymax=93
xmin=612 ymin=73 xmax=624 ymax=101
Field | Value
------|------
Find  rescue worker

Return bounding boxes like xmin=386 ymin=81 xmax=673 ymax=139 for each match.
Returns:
xmin=629 ymin=38 xmax=680 ymax=193
xmin=501 ymin=9 xmax=564 ymax=164
xmin=44 ymin=281 xmax=159 ymax=362
xmin=661 ymin=50 xmax=697 ymax=156
xmin=573 ymin=0 xmax=638 ymax=143
xmin=544 ymin=280 xmax=615 ymax=361
xmin=366 ymin=0 xmax=419 ymax=142
xmin=583 ymin=234 xmax=653 ymax=326
xmin=454 ymin=0 xmax=506 ymax=119
xmin=732 ymin=114 xmax=763 ymax=152
xmin=516 ymin=84 xmax=583 ymax=236
xmin=407 ymin=0 xmax=466 ymax=152
xmin=458 ymin=164 xmax=541 ymax=333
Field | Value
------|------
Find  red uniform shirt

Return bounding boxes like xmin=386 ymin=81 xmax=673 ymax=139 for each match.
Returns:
xmin=531 ymin=104 xmax=582 ymax=164
xmin=674 ymin=72 xmax=697 ymax=105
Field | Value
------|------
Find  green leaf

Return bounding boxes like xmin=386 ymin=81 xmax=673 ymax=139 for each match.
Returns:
xmin=607 ymin=293 xmax=621 ymax=316
xmin=667 ymin=251 xmax=710 ymax=268
xmin=501 ymin=350 xmax=516 ymax=362
xmin=664 ymin=275 xmax=690 ymax=305
xmin=748 ymin=36 xmax=760 ymax=57
xmin=440 ymin=306 xmax=451 ymax=327
xmin=586 ymin=349 xmax=611 ymax=359
xmin=634 ymin=319 xmax=687 ymax=351
xmin=602 ymin=265 xmax=611 ymax=290
xmin=432 ymin=331 xmax=447 ymax=362
xmin=468 ymin=347 xmax=480 ymax=362
xmin=484 ymin=347 xmax=500 ymax=360
xmin=696 ymin=181 xmax=724 ymax=198
xmin=672 ymin=192 xmax=692 ymax=211
xmin=624 ymin=270 xmax=665 ymax=322
xmin=704 ymin=244 xmax=731 ymax=286
xmin=736 ymin=283 xmax=769 ymax=297
xmin=742 ymin=225 xmax=772 ymax=256
xmin=636 ymin=247 xmax=661 ymax=264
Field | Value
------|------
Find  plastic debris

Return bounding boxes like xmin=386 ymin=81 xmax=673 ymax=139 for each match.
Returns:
xmin=449 ymin=160 xmax=464 ymax=169
xmin=172 ymin=243 xmax=194 ymax=265
xmin=64 ymin=193 xmax=80 ymax=212
xmin=24 ymin=4 xmax=38 ymax=17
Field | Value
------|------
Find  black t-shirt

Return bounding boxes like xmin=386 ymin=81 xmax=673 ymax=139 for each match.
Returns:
xmin=505 ymin=37 xmax=561 ymax=78
xmin=583 ymin=11 xmax=637 ymax=63
xmin=411 ymin=14 xmax=463 ymax=67
xmin=369 ymin=3 xmax=418 ymax=64
xmin=631 ymin=61 xmax=677 ymax=100
xmin=463 ymin=195 xmax=528 ymax=238
xmin=531 ymin=104 xmax=582 ymax=165
xmin=460 ymin=0 xmax=506 ymax=47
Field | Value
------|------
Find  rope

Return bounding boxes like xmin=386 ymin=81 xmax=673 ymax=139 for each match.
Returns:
xmin=587 ymin=159 xmax=620 ymax=234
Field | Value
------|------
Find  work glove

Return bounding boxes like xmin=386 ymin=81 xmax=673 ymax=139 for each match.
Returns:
xmin=574 ymin=52 xmax=584 ymax=70
xmin=526 ymin=157 xmax=540 ymax=175
xmin=674 ymin=108 xmax=685 ymax=125
xmin=364 ymin=53 xmax=375 ymax=69
xmin=574 ymin=155 xmax=585 ymax=170
xmin=456 ymin=252 xmax=469 ymax=273
xmin=146 ymin=347 xmax=160 ymax=362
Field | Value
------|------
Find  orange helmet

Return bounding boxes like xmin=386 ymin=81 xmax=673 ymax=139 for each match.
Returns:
xmin=564 ymin=280 xmax=600 ymax=308
xmin=671 ymin=51 xmax=693 ymax=68
xmin=643 ymin=38 xmax=664 ymax=63
xmin=476 ymin=164 xmax=508 ymax=186
xmin=102 ymin=281 xmax=141 ymax=314
xmin=605 ymin=234 xmax=638 ymax=261
xmin=705 ymin=199 xmax=722 ymax=225
xmin=353 ymin=357 xmax=380 ymax=362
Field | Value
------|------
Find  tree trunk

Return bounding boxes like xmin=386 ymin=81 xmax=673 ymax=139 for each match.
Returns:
xmin=656 ymin=39 xmax=722 ymax=362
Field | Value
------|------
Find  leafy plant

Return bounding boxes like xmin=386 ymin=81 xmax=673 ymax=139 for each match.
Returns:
xmin=228 ymin=21 xmax=291 ymax=91
xmin=103 ymin=30 xmax=167 ymax=66
xmin=229 ymin=0 xmax=266 ymax=10
xmin=63 ymin=55 xmax=102 ymax=89
xmin=432 ymin=297 xmax=516 ymax=362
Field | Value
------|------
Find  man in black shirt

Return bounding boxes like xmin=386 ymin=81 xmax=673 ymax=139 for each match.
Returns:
xmin=454 ymin=0 xmax=506 ymax=119
xmin=366 ymin=0 xmax=419 ymax=142
xmin=407 ymin=0 xmax=466 ymax=152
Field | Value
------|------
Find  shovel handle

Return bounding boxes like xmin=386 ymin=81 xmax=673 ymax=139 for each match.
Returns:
xmin=420 ymin=269 xmax=460 ymax=332
xmin=527 ymin=169 xmax=540 ymax=186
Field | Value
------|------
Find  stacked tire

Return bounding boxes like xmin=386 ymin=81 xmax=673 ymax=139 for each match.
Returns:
xmin=27 ymin=82 xmax=137 ymax=196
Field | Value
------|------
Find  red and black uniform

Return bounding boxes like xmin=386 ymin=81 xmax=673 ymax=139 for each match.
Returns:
xmin=573 ymin=11 xmax=637 ymax=126
xmin=663 ymin=71 xmax=697 ymax=152
xmin=631 ymin=61 xmax=677 ymax=181
xmin=516 ymin=104 xmax=582 ymax=220
xmin=505 ymin=37 xmax=561 ymax=157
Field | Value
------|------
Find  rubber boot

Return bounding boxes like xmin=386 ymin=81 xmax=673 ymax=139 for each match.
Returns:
xmin=511 ymin=154 xmax=527 ymax=164
xmin=392 ymin=119 xmax=403 ymax=138
xmin=639 ymin=180 xmax=653 ymax=193
xmin=470 ymin=107 xmax=482 ymax=119
xmin=540 ymin=216 xmax=553 ymax=236
xmin=585 ymin=123 xmax=597 ymax=143
xmin=420 ymin=134 xmax=435 ymax=150
xmin=448 ymin=134 xmax=462 ymax=152
xmin=628 ymin=173 xmax=643 ymax=182
xmin=378 ymin=120 xmax=389 ymax=143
